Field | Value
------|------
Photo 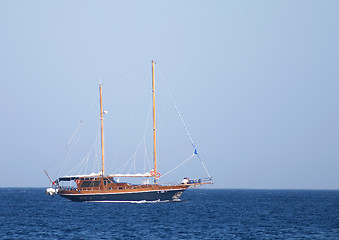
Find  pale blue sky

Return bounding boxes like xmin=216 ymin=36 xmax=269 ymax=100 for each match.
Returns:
xmin=0 ymin=1 xmax=338 ymax=189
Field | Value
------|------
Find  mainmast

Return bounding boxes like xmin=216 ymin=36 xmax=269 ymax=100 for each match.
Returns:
xmin=99 ymin=84 xmax=105 ymax=176
xmin=152 ymin=60 xmax=158 ymax=183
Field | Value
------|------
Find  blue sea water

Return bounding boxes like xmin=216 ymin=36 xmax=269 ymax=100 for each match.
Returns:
xmin=0 ymin=189 xmax=339 ymax=239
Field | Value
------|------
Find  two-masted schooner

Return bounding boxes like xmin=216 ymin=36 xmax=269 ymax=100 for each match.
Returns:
xmin=46 ymin=61 xmax=212 ymax=202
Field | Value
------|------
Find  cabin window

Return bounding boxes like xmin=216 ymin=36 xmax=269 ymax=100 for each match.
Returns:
xmin=80 ymin=181 xmax=101 ymax=188
xmin=90 ymin=181 xmax=101 ymax=187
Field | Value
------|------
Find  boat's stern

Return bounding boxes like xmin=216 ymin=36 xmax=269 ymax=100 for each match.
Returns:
xmin=45 ymin=187 xmax=58 ymax=196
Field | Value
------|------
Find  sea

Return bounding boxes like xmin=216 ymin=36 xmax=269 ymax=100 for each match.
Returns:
xmin=0 ymin=188 xmax=339 ymax=239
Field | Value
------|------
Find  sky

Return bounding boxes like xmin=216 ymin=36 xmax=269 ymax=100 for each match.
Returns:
xmin=0 ymin=0 xmax=338 ymax=189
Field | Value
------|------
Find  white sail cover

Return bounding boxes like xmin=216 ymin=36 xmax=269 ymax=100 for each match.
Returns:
xmin=58 ymin=172 xmax=102 ymax=181
xmin=108 ymin=172 xmax=152 ymax=177
xmin=58 ymin=172 xmax=153 ymax=181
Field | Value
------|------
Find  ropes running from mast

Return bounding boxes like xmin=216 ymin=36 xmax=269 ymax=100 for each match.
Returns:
xmin=161 ymin=153 xmax=195 ymax=178
xmin=158 ymin=68 xmax=211 ymax=178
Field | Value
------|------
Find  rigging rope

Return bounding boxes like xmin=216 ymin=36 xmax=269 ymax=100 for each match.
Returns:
xmin=109 ymin=70 xmax=150 ymax=172
xmin=157 ymin=67 xmax=211 ymax=178
xmin=65 ymin=129 xmax=101 ymax=176
xmin=66 ymin=121 xmax=82 ymax=146
xmin=103 ymin=61 xmax=149 ymax=85
xmin=57 ymin=89 xmax=98 ymax=178
xmin=161 ymin=153 xmax=195 ymax=178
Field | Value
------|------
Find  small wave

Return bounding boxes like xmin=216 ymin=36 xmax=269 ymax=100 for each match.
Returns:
xmin=91 ymin=199 xmax=170 ymax=204
xmin=132 ymin=199 xmax=170 ymax=204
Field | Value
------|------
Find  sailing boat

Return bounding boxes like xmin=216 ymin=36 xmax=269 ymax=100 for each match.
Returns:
xmin=46 ymin=61 xmax=212 ymax=202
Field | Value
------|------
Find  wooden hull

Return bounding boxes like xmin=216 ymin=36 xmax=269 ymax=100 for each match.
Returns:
xmin=58 ymin=185 xmax=189 ymax=202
